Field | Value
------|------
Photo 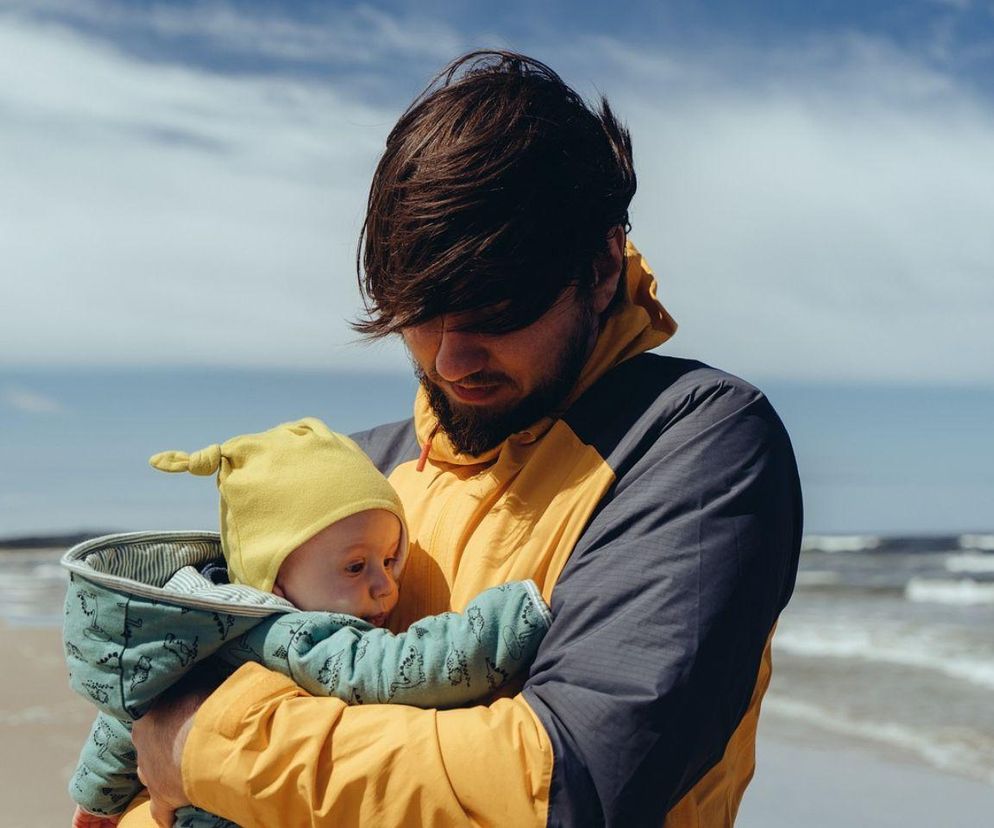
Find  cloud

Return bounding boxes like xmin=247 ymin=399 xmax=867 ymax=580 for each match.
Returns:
xmin=549 ymin=31 xmax=994 ymax=383
xmin=0 ymin=10 xmax=410 ymax=369
xmin=7 ymin=0 xmax=464 ymax=69
xmin=2 ymin=385 xmax=63 ymax=413
xmin=1 ymin=6 xmax=992 ymax=384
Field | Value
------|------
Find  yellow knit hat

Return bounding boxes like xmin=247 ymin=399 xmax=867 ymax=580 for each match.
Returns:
xmin=149 ymin=417 xmax=408 ymax=593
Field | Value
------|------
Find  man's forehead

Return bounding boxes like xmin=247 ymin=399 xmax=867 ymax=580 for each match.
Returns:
xmin=403 ymin=288 xmax=580 ymax=335
xmin=407 ymin=300 xmax=513 ymax=330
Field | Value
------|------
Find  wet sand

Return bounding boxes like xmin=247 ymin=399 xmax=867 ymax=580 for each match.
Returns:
xmin=0 ymin=623 xmax=95 ymax=827
xmin=739 ymin=723 xmax=994 ymax=826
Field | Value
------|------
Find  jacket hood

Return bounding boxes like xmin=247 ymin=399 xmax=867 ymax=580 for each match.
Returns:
xmin=413 ymin=240 xmax=678 ymax=466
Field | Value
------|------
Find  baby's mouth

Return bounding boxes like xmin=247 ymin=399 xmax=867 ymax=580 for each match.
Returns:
xmin=365 ymin=613 xmax=388 ymax=627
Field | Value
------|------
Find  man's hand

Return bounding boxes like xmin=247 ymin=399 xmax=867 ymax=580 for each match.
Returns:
xmin=131 ymin=667 xmax=222 ymax=828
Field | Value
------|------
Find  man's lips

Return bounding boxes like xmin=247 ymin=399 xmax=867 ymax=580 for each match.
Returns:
xmin=449 ymin=382 xmax=503 ymax=403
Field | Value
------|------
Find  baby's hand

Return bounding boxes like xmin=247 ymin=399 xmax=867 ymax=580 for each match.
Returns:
xmin=72 ymin=805 xmax=120 ymax=827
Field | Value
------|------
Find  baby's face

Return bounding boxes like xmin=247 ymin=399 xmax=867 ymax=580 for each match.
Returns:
xmin=272 ymin=508 xmax=402 ymax=625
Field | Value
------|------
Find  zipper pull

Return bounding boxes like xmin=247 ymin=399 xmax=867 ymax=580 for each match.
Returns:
xmin=416 ymin=423 xmax=440 ymax=472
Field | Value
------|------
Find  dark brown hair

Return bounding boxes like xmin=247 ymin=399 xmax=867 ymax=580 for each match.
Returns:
xmin=354 ymin=50 xmax=636 ymax=337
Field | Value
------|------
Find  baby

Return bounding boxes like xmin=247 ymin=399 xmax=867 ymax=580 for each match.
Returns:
xmin=66 ymin=418 xmax=550 ymax=828
xmin=150 ymin=416 xmax=410 ymax=623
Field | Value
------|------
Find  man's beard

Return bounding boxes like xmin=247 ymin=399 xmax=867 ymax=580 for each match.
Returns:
xmin=415 ymin=305 xmax=595 ymax=457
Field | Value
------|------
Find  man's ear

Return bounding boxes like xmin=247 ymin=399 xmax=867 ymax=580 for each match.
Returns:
xmin=591 ymin=225 xmax=626 ymax=315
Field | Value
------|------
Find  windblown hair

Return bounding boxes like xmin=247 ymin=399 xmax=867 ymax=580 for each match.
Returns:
xmin=354 ymin=50 xmax=636 ymax=337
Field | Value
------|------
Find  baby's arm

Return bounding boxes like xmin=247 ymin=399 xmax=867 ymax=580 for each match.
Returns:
xmin=69 ymin=713 xmax=140 ymax=820
xmin=219 ymin=580 xmax=551 ymax=707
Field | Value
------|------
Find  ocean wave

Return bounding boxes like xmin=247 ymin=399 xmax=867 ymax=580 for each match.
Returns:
xmin=960 ymin=534 xmax=994 ymax=552
xmin=32 ymin=563 xmax=68 ymax=579
xmin=946 ymin=554 xmax=994 ymax=574
xmin=0 ymin=561 xmax=68 ymax=626
xmin=793 ymin=570 xmax=841 ymax=587
xmin=763 ymin=695 xmax=994 ymax=785
xmin=801 ymin=534 xmax=881 ymax=553
xmin=774 ymin=624 xmax=994 ymax=690
xmin=906 ymin=577 xmax=994 ymax=606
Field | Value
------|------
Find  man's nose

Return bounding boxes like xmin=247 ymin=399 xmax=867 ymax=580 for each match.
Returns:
xmin=433 ymin=326 xmax=488 ymax=383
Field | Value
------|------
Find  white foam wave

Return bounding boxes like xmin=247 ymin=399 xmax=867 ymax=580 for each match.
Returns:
xmin=906 ymin=577 xmax=994 ymax=606
xmin=960 ymin=534 xmax=994 ymax=551
xmin=763 ymin=695 xmax=994 ymax=785
xmin=801 ymin=534 xmax=881 ymax=553
xmin=32 ymin=563 xmax=68 ymax=579
xmin=774 ymin=624 xmax=994 ymax=690
xmin=793 ymin=570 xmax=841 ymax=587
xmin=946 ymin=554 xmax=994 ymax=574
xmin=0 ymin=570 xmax=67 ymax=588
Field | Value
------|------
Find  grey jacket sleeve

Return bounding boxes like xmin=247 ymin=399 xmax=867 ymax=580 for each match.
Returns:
xmin=522 ymin=357 xmax=803 ymax=827
xmin=220 ymin=580 xmax=551 ymax=708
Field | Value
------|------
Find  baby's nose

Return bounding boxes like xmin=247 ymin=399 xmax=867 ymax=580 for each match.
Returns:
xmin=371 ymin=571 xmax=397 ymax=598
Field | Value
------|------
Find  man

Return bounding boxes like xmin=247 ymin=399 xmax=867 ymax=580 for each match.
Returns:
xmin=128 ymin=50 xmax=802 ymax=827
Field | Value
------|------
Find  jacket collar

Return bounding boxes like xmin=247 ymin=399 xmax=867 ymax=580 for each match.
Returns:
xmin=413 ymin=240 xmax=678 ymax=466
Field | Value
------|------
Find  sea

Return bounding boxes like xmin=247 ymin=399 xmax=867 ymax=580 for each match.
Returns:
xmin=1 ymin=367 xmax=993 ymax=785
xmin=766 ymin=533 xmax=994 ymax=786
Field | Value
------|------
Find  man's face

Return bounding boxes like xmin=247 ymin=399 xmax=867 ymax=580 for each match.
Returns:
xmin=402 ymin=288 xmax=598 ymax=456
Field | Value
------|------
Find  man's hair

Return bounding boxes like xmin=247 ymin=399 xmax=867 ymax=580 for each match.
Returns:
xmin=354 ymin=50 xmax=636 ymax=337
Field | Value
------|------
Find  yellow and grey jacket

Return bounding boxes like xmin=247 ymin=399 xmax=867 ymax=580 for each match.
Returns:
xmin=119 ymin=242 xmax=803 ymax=828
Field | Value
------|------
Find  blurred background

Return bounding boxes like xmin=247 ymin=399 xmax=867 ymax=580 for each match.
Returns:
xmin=1 ymin=1 xmax=992 ymax=825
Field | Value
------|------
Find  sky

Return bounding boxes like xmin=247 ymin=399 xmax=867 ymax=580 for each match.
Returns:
xmin=2 ymin=0 xmax=993 ymax=385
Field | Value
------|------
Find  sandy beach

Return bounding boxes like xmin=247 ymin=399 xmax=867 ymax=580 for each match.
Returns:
xmin=738 ymin=715 xmax=994 ymax=827
xmin=3 ymin=617 xmax=992 ymax=826
xmin=1 ymin=623 xmax=97 ymax=827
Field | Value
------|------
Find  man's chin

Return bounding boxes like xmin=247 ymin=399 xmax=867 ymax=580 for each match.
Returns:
xmin=421 ymin=381 xmax=519 ymax=455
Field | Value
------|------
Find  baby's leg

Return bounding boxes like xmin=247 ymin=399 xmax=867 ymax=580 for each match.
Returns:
xmin=71 ymin=714 xmax=141 ymax=817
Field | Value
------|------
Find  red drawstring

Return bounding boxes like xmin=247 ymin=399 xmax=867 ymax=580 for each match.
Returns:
xmin=416 ymin=424 xmax=440 ymax=472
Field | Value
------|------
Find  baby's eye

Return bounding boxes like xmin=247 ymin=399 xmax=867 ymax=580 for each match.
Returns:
xmin=345 ymin=560 xmax=365 ymax=575
xmin=384 ymin=556 xmax=398 ymax=570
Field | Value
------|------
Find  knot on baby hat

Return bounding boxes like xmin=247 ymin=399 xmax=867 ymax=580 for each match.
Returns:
xmin=149 ymin=444 xmax=223 ymax=476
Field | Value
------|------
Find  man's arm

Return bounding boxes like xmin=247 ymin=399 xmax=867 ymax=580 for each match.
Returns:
xmin=129 ymin=373 xmax=801 ymax=828
xmin=525 ymin=373 xmax=802 ymax=824
xmin=129 ymin=669 xmax=554 ymax=828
